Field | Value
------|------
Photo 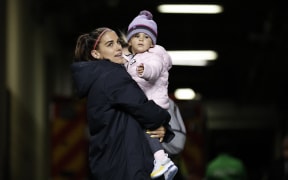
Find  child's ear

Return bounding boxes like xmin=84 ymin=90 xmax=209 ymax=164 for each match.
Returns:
xmin=91 ymin=50 xmax=101 ymax=59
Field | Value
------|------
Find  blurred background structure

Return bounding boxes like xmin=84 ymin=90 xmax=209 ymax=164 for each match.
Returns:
xmin=1 ymin=0 xmax=288 ymax=179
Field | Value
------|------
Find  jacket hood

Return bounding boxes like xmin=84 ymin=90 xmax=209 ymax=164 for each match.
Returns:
xmin=70 ymin=61 xmax=101 ymax=98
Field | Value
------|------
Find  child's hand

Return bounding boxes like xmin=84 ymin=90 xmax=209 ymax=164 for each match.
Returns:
xmin=137 ymin=63 xmax=144 ymax=75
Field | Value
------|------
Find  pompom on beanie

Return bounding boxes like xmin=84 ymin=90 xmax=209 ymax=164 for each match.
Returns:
xmin=127 ymin=10 xmax=157 ymax=45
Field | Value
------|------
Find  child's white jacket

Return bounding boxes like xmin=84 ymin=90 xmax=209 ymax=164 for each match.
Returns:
xmin=124 ymin=45 xmax=172 ymax=110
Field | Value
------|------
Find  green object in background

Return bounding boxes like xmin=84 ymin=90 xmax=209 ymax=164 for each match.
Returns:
xmin=205 ymin=153 xmax=247 ymax=180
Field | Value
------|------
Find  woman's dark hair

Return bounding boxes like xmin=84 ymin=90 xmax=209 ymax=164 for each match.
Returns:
xmin=118 ymin=30 xmax=129 ymax=48
xmin=74 ymin=27 xmax=109 ymax=62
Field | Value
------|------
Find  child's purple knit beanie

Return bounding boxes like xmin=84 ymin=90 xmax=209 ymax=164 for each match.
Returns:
xmin=127 ymin=10 xmax=157 ymax=45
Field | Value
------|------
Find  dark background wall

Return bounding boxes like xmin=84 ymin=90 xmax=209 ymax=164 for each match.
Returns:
xmin=1 ymin=0 xmax=288 ymax=179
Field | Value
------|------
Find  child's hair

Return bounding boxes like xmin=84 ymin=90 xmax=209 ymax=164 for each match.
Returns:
xmin=74 ymin=27 xmax=111 ymax=62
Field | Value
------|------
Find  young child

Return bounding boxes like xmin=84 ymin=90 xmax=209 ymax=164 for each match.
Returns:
xmin=123 ymin=10 xmax=178 ymax=180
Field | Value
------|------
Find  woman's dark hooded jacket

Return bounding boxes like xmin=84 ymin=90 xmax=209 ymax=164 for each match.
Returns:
xmin=71 ymin=60 xmax=174 ymax=180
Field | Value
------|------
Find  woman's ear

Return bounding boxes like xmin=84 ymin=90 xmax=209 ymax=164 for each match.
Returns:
xmin=91 ymin=50 xmax=101 ymax=59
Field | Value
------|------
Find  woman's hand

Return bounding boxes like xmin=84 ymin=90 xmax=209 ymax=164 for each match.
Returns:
xmin=146 ymin=126 xmax=166 ymax=142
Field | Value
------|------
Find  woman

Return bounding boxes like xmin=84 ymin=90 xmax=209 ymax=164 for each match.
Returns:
xmin=70 ymin=27 xmax=174 ymax=180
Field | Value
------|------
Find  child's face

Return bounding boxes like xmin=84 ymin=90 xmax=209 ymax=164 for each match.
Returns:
xmin=129 ymin=32 xmax=154 ymax=54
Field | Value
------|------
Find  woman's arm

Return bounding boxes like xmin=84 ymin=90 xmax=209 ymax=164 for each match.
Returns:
xmin=104 ymin=66 xmax=170 ymax=129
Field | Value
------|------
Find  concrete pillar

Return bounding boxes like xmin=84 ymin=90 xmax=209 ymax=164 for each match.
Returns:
xmin=7 ymin=0 xmax=48 ymax=179
xmin=0 ymin=0 xmax=8 ymax=179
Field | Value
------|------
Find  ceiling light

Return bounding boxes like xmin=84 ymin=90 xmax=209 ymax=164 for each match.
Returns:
xmin=167 ymin=50 xmax=218 ymax=66
xmin=174 ymin=88 xmax=196 ymax=100
xmin=157 ymin=4 xmax=223 ymax=14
